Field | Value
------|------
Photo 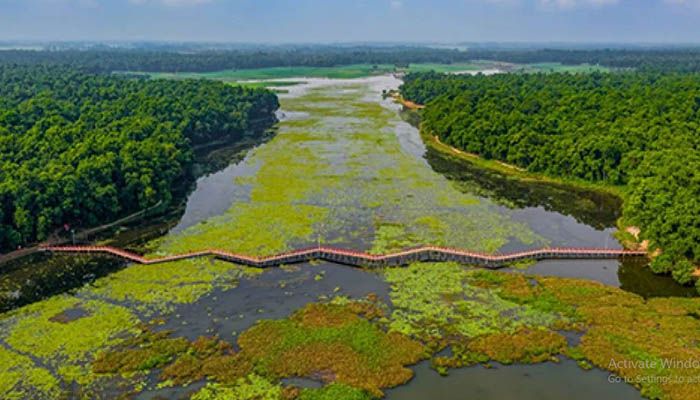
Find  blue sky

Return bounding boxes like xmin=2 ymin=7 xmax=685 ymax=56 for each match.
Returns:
xmin=1 ymin=0 xmax=699 ymax=43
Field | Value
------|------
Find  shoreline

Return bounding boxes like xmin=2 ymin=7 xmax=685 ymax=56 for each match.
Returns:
xmin=404 ymin=107 xmax=625 ymax=199
xmin=403 ymin=104 xmax=700 ymax=281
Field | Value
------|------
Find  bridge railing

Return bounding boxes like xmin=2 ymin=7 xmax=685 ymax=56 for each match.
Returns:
xmin=40 ymin=244 xmax=648 ymax=269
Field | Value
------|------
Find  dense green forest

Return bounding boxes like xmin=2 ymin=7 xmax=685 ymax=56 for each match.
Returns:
xmin=401 ymin=71 xmax=700 ymax=288
xmin=452 ymin=48 xmax=700 ymax=72
xmin=3 ymin=46 xmax=700 ymax=73
xmin=0 ymin=46 xmax=477 ymax=73
xmin=0 ymin=65 xmax=278 ymax=252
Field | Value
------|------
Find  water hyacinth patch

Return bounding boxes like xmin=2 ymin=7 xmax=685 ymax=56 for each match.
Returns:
xmin=89 ymin=298 xmax=424 ymax=399
xmin=385 ymin=263 xmax=700 ymax=400
xmin=235 ymin=300 xmax=426 ymax=397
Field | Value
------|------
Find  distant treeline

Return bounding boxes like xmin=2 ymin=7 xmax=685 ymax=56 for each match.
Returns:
xmin=3 ymin=46 xmax=700 ymax=72
xmin=462 ymin=48 xmax=700 ymax=73
xmin=401 ymin=71 xmax=700 ymax=288
xmin=0 ymin=47 xmax=475 ymax=73
xmin=0 ymin=65 xmax=279 ymax=252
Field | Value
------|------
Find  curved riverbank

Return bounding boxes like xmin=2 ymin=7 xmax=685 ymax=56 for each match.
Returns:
xmin=400 ymin=106 xmax=625 ymax=199
xmin=402 ymin=106 xmax=700 ymax=287
xmin=0 ymin=129 xmax=276 ymax=312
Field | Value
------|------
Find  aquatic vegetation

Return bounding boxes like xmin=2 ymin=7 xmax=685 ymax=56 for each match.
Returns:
xmin=387 ymin=264 xmax=700 ymax=400
xmin=0 ymin=295 xmax=139 ymax=395
xmin=2 ymin=76 xmax=696 ymax=400
xmin=0 ymin=347 xmax=62 ymax=400
xmin=92 ymin=259 xmax=262 ymax=314
xmin=0 ymin=259 xmax=259 ymax=397
xmin=2 ymin=296 xmax=137 ymax=367
xmin=92 ymin=328 xmax=191 ymax=375
xmin=370 ymin=223 xmax=417 ymax=254
xmin=384 ymin=263 xmax=571 ymax=351
xmin=153 ymin=78 xmax=543 ymax=259
xmin=236 ymin=301 xmax=426 ymax=397
xmin=537 ymin=277 xmax=700 ymax=400
xmin=89 ymin=299 xmax=423 ymax=398
xmin=298 ymin=383 xmax=373 ymax=400
xmin=190 ymin=375 xmax=283 ymax=400
xmin=462 ymin=328 xmax=567 ymax=364
xmin=432 ymin=328 xmax=568 ymax=374
xmin=92 ymin=326 xmax=246 ymax=388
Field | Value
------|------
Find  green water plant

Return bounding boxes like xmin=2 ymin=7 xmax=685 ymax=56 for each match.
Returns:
xmin=386 ymin=263 xmax=700 ymax=400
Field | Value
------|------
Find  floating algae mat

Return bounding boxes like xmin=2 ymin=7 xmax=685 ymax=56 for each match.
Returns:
xmin=2 ymin=76 xmax=699 ymax=400
xmin=154 ymin=76 xmax=543 ymax=257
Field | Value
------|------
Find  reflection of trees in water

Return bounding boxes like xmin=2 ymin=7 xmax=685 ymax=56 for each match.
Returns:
xmin=0 ymin=211 xmax=180 ymax=313
xmin=618 ymin=258 xmax=698 ymax=299
xmin=424 ymin=148 xmax=622 ymax=230
xmin=423 ymin=138 xmax=696 ymax=298
xmin=0 ymin=253 xmax=125 ymax=312
xmin=0 ymin=131 xmax=274 ymax=313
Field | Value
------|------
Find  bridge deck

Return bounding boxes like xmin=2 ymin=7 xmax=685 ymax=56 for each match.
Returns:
xmin=40 ymin=245 xmax=648 ymax=269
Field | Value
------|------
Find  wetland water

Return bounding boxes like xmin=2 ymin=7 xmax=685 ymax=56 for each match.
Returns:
xmin=0 ymin=74 xmax=694 ymax=399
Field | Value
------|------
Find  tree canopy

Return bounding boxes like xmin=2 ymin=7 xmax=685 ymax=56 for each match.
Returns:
xmin=401 ymin=71 xmax=700 ymax=286
xmin=0 ymin=65 xmax=278 ymax=251
xmin=3 ymin=46 xmax=700 ymax=73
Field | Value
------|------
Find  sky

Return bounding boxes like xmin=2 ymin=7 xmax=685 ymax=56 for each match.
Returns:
xmin=1 ymin=0 xmax=700 ymax=44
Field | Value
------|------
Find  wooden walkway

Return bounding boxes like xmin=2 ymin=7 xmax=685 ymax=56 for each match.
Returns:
xmin=40 ymin=245 xmax=648 ymax=269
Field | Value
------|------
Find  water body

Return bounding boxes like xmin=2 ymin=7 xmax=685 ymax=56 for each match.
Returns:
xmin=1 ymin=73 xmax=693 ymax=399
xmin=386 ymin=360 xmax=643 ymax=400
xmin=167 ymin=75 xmax=687 ymax=295
xmin=157 ymin=262 xmax=390 ymax=342
xmin=133 ymin=75 xmax=654 ymax=398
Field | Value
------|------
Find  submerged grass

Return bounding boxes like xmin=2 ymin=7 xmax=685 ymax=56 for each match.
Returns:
xmin=0 ymin=295 xmax=139 ymax=395
xmin=298 ymin=383 xmax=373 ymax=400
xmin=93 ymin=259 xmax=262 ymax=314
xmin=384 ymin=263 xmax=573 ymax=354
xmin=190 ymin=375 xmax=284 ymax=400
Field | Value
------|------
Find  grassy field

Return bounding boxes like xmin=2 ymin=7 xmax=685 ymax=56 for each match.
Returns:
xmin=235 ymin=80 xmax=302 ymax=88
xmin=403 ymin=61 xmax=499 ymax=73
xmin=134 ymin=62 xmax=499 ymax=82
xmin=514 ymin=62 xmax=611 ymax=73
xmin=143 ymin=64 xmax=398 ymax=81
xmin=126 ymin=61 xmax=609 ymax=86
xmin=232 ymin=80 xmax=302 ymax=93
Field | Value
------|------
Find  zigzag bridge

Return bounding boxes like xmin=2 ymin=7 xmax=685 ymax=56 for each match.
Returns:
xmin=40 ymin=245 xmax=648 ymax=269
